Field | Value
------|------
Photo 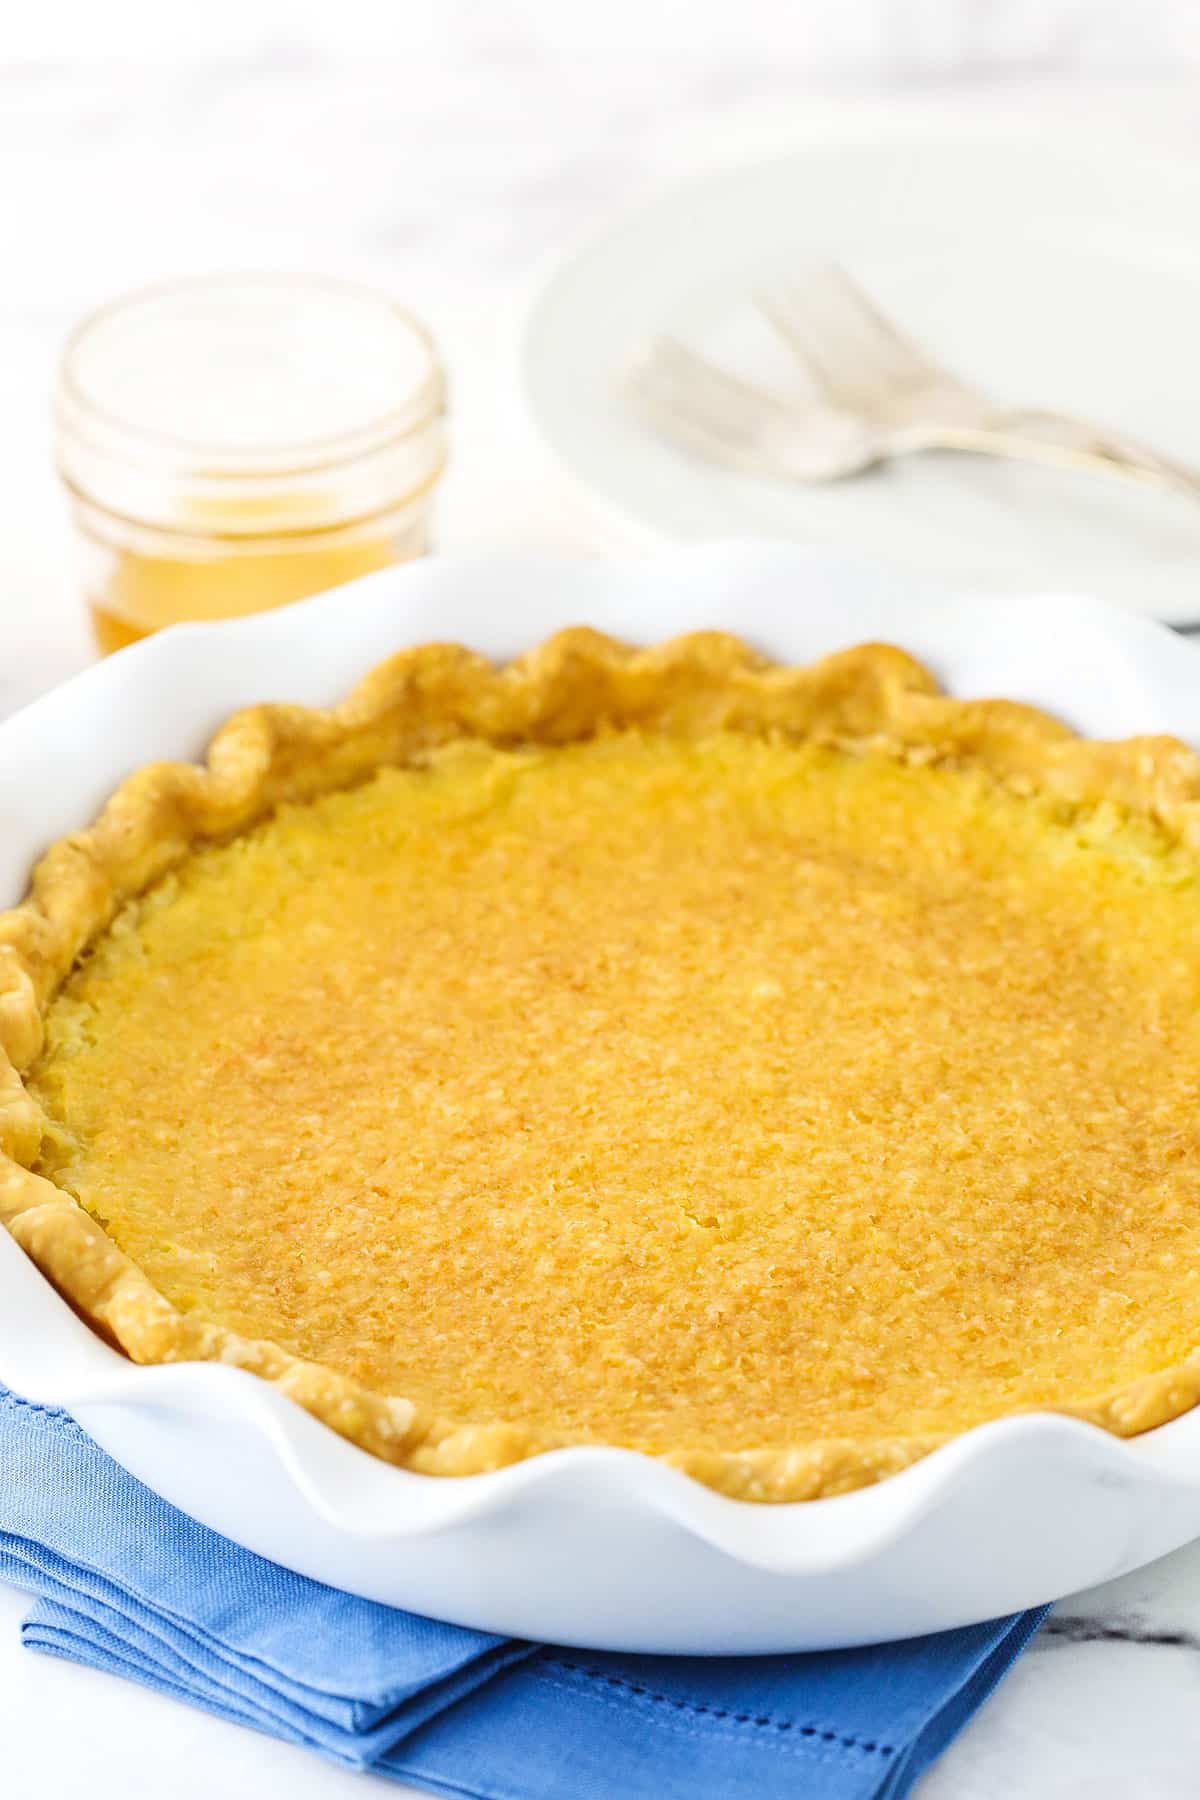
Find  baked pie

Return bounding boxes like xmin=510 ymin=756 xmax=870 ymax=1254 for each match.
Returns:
xmin=4 ymin=629 xmax=1200 ymax=1502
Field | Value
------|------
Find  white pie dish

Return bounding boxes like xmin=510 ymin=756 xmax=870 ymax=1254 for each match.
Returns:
xmin=5 ymin=541 xmax=1200 ymax=1655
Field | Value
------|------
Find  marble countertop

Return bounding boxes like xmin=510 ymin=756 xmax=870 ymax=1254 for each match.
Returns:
xmin=4 ymin=41 xmax=1200 ymax=1800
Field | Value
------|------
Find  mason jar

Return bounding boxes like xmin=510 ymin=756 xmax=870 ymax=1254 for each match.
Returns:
xmin=56 ymin=274 xmax=448 ymax=653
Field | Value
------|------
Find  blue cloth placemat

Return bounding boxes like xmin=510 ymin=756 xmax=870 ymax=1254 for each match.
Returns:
xmin=0 ymin=1385 xmax=1045 ymax=1797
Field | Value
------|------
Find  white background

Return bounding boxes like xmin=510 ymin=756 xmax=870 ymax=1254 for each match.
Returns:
xmin=5 ymin=5 xmax=1200 ymax=1796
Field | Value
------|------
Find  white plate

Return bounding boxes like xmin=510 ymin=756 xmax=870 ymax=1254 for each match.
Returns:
xmin=517 ymin=119 xmax=1200 ymax=623
xmin=6 ymin=544 xmax=1200 ymax=1655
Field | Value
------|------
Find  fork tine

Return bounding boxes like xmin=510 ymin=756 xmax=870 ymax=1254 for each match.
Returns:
xmin=629 ymin=344 xmax=771 ymax=450
xmin=759 ymin=271 xmax=911 ymax=401
xmin=630 ymin=338 xmax=797 ymax=443
xmin=759 ymin=264 xmax=946 ymax=405
xmin=756 ymin=271 xmax=866 ymax=398
xmin=629 ymin=358 xmax=784 ymax=476
xmin=630 ymin=361 xmax=759 ymax=450
xmin=629 ymin=335 xmax=880 ymax=484
xmin=630 ymin=370 xmax=757 ymax=452
xmin=633 ymin=393 xmax=762 ymax=470
xmin=814 ymin=266 xmax=945 ymax=381
xmin=646 ymin=337 xmax=796 ymax=428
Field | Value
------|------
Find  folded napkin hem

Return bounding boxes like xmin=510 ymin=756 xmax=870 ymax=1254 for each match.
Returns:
xmin=1 ymin=1380 xmax=1048 ymax=1800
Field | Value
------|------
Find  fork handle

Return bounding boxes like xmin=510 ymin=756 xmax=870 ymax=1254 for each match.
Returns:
xmin=898 ymin=410 xmax=1200 ymax=501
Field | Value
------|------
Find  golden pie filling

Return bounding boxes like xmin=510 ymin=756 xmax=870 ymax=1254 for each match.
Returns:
xmin=24 ymin=728 xmax=1200 ymax=1490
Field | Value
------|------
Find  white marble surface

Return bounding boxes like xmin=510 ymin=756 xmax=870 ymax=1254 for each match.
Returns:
xmin=5 ymin=26 xmax=1200 ymax=1798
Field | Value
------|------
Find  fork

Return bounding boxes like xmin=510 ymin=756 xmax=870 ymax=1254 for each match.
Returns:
xmin=630 ymin=265 xmax=1200 ymax=498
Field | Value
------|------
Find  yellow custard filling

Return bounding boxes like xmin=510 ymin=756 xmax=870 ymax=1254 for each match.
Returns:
xmin=27 ymin=731 xmax=1200 ymax=1459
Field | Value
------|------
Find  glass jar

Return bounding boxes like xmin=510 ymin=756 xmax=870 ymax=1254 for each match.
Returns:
xmin=56 ymin=275 xmax=447 ymax=653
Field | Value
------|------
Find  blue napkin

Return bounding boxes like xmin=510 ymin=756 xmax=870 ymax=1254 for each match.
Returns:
xmin=0 ymin=1385 xmax=1045 ymax=1797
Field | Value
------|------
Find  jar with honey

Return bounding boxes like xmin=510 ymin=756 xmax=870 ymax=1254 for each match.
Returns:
xmin=56 ymin=276 xmax=447 ymax=653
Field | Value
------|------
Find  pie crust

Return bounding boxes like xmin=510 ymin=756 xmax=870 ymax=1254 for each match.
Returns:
xmin=5 ymin=627 xmax=1200 ymax=1503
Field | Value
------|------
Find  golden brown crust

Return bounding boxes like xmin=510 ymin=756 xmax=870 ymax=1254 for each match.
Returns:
xmin=5 ymin=626 xmax=1200 ymax=1502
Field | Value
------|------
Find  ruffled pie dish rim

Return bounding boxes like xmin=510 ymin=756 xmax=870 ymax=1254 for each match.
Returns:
xmin=5 ymin=622 xmax=1200 ymax=1504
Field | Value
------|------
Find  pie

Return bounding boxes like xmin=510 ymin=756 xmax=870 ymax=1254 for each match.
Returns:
xmin=4 ymin=628 xmax=1200 ymax=1502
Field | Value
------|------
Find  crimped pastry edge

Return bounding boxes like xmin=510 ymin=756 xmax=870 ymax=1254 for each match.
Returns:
xmin=5 ymin=627 xmax=1200 ymax=1502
